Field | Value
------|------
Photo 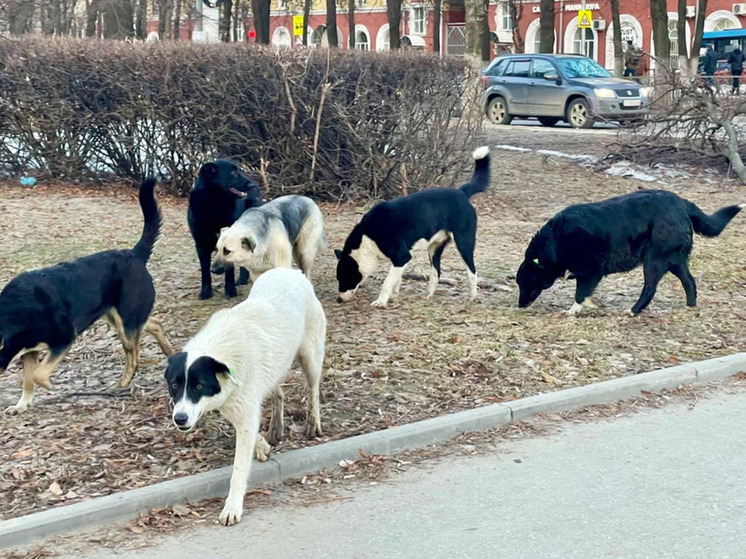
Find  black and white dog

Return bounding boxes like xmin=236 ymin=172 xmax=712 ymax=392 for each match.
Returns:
xmin=188 ymin=159 xmax=264 ymax=300
xmin=165 ymin=268 xmax=326 ymax=526
xmin=0 ymin=179 xmax=174 ymax=414
xmin=517 ymin=189 xmax=745 ymax=315
xmin=335 ymin=146 xmax=490 ymax=307
xmin=211 ymin=195 xmax=326 ymax=282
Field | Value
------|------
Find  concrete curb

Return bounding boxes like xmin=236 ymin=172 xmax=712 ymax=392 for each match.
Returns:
xmin=2 ymin=352 xmax=745 ymax=549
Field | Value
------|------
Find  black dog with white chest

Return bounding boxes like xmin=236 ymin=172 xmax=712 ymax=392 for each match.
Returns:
xmin=517 ymin=189 xmax=744 ymax=315
xmin=188 ymin=159 xmax=264 ymax=299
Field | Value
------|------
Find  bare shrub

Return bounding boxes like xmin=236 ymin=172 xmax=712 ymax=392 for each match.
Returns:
xmin=609 ymin=75 xmax=746 ymax=182
xmin=0 ymin=36 xmax=484 ymax=199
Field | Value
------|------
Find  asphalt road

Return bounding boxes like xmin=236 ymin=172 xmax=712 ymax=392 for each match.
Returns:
xmin=72 ymin=388 xmax=746 ymax=559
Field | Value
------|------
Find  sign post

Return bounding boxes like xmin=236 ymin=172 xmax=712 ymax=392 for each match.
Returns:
xmin=578 ymin=0 xmax=591 ymax=58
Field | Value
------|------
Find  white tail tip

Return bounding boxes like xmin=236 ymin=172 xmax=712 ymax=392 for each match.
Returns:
xmin=739 ymin=203 xmax=746 ymax=209
xmin=472 ymin=146 xmax=489 ymax=160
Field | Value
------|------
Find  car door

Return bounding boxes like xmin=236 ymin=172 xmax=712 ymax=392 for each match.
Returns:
xmin=498 ymin=59 xmax=531 ymax=116
xmin=527 ymin=58 xmax=565 ymax=117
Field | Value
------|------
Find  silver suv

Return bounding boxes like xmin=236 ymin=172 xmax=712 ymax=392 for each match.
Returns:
xmin=482 ymin=54 xmax=651 ymax=128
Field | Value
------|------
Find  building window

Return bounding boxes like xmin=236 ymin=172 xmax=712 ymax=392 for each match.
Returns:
xmin=620 ymin=22 xmax=640 ymax=48
xmin=278 ymin=0 xmax=288 ymax=9
xmin=572 ymin=27 xmax=594 ymax=59
xmin=311 ymin=25 xmax=325 ymax=47
xmin=357 ymin=0 xmax=367 ymax=6
xmin=668 ymin=19 xmax=679 ymax=69
xmin=712 ymin=18 xmax=737 ymax=32
xmin=500 ymin=2 xmax=512 ymax=31
xmin=534 ymin=33 xmax=541 ymax=54
xmin=413 ymin=6 xmax=425 ymax=35
xmin=356 ymin=30 xmax=369 ymax=50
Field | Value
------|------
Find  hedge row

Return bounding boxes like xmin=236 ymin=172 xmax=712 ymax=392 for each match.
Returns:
xmin=0 ymin=37 xmax=484 ymax=199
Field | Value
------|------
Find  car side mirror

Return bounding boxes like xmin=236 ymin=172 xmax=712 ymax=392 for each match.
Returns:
xmin=544 ymin=72 xmax=560 ymax=83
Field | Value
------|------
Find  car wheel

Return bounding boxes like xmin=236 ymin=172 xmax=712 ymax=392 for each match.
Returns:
xmin=538 ymin=117 xmax=559 ymax=127
xmin=566 ymin=98 xmax=594 ymax=129
xmin=487 ymin=96 xmax=513 ymax=125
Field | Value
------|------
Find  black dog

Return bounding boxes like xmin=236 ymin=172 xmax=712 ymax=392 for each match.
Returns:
xmin=0 ymin=179 xmax=174 ymax=414
xmin=517 ymin=190 xmax=744 ymax=315
xmin=188 ymin=159 xmax=264 ymax=299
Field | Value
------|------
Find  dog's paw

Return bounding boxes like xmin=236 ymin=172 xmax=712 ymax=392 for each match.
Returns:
xmin=219 ymin=500 xmax=243 ymax=526
xmin=566 ymin=302 xmax=583 ymax=316
xmin=254 ymin=434 xmax=271 ymax=462
xmin=224 ymin=286 xmax=238 ymax=299
xmin=371 ymin=299 xmax=388 ymax=308
xmin=199 ymin=287 xmax=214 ymax=300
xmin=304 ymin=422 xmax=323 ymax=439
xmin=4 ymin=403 xmax=28 ymax=415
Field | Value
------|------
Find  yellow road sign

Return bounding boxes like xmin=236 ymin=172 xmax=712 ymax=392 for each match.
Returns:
xmin=578 ymin=9 xmax=592 ymax=28
xmin=293 ymin=15 xmax=304 ymax=36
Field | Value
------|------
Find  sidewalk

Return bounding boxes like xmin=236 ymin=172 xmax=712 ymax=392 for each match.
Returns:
xmin=70 ymin=388 xmax=746 ymax=559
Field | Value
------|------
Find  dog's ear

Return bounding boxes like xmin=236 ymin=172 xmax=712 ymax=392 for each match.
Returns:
xmin=334 ymin=249 xmax=343 ymax=260
xmin=241 ymin=236 xmax=256 ymax=252
xmin=200 ymin=162 xmax=217 ymax=177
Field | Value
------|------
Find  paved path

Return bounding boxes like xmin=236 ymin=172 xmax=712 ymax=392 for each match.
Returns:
xmin=77 ymin=390 xmax=746 ymax=559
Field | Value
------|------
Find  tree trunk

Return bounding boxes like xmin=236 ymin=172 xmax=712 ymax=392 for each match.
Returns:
xmin=136 ymin=0 xmax=148 ymax=39
xmin=677 ymin=0 xmax=688 ymax=72
xmin=8 ymin=0 xmax=37 ymax=35
xmin=158 ymin=0 xmax=173 ymax=39
xmin=233 ymin=0 xmax=242 ymax=41
xmin=220 ymin=0 xmax=232 ymax=41
xmin=172 ymin=0 xmax=181 ymax=39
xmin=610 ymin=0 xmax=622 ymax=76
xmin=386 ymin=0 xmax=400 ymax=50
xmin=689 ymin=0 xmax=708 ymax=74
xmin=348 ymin=0 xmax=355 ymax=49
xmin=649 ymin=0 xmax=670 ymax=76
xmin=251 ymin=0 xmax=270 ymax=43
xmin=326 ymin=0 xmax=338 ymax=46
xmin=538 ymin=0 xmax=554 ymax=53
xmin=303 ymin=0 xmax=311 ymax=45
xmin=85 ymin=0 xmax=99 ymax=36
xmin=432 ymin=0 xmax=441 ymax=53
xmin=103 ymin=0 xmax=134 ymax=39
xmin=509 ymin=0 xmax=524 ymax=54
xmin=465 ymin=0 xmax=488 ymax=61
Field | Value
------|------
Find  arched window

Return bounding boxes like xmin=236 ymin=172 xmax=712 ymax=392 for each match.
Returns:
xmin=712 ymin=18 xmax=737 ymax=32
xmin=311 ymin=25 xmax=326 ymax=48
xmin=668 ymin=19 xmax=679 ymax=69
xmin=572 ymin=27 xmax=594 ymax=58
xmin=356 ymin=30 xmax=369 ymax=50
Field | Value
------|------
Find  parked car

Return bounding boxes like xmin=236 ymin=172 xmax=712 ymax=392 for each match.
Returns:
xmin=482 ymin=54 xmax=651 ymax=129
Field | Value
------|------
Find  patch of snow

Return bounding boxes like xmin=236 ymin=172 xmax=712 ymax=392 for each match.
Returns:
xmin=604 ymin=161 xmax=657 ymax=182
xmin=493 ymin=144 xmax=532 ymax=152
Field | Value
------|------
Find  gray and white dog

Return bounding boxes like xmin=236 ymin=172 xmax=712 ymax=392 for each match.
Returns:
xmin=212 ymin=195 xmax=326 ymax=282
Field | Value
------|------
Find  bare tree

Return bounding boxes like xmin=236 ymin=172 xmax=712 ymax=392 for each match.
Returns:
xmin=649 ymin=0 xmax=670 ymax=77
xmin=509 ymin=0 xmax=524 ymax=53
xmin=689 ymin=0 xmax=708 ymax=74
xmin=465 ymin=0 xmax=489 ymax=61
xmin=86 ymin=0 xmax=100 ymax=36
xmin=386 ymin=0 xmax=400 ymax=50
xmin=538 ymin=0 xmax=553 ymax=53
xmin=220 ymin=0 xmax=232 ymax=41
xmin=135 ymin=0 xmax=147 ymax=38
xmin=102 ymin=0 xmax=134 ymax=39
xmin=251 ymin=0 xmax=269 ymax=43
xmin=677 ymin=0 xmax=688 ymax=72
xmin=303 ymin=0 xmax=311 ymax=45
xmin=348 ymin=0 xmax=355 ymax=49
xmin=232 ymin=0 xmax=243 ymax=41
xmin=6 ymin=0 xmax=37 ymax=35
xmin=157 ymin=0 xmax=173 ymax=38
xmin=171 ymin=0 xmax=182 ymax=39
xmin=610 ymin=0 xmax=622 ymax=76
xmin=432 ymin=0 xmax=441 ymax=53
xmin=326 ymin=0 xmax=338 ymax=46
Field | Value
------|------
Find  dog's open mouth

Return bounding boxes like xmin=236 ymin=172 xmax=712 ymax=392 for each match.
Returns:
xmin=229 ymin=187 xmax=248 ymax=198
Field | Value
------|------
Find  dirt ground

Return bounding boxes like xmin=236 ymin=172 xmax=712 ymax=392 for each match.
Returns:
xmin=2 ymin=123 xmax=746 ymax=522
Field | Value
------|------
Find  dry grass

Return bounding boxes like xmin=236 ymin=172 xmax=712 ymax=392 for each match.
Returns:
xmin=2 ymin=125 xmax=746 ymax=521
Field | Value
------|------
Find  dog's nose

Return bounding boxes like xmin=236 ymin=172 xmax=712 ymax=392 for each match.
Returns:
xmin=336 ymin=296 xmax=343 ymax=303
xmin=173 ymin=412 xmax=189 ymax=427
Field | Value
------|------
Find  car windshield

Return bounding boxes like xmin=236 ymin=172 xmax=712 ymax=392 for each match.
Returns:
xmin=556 ymin=57 xmax=611 ymax=78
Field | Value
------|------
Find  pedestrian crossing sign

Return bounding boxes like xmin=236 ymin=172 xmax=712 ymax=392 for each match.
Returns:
xmin=578 ymin=10 xmax=592 ymax=28
xmin=293 ymin=15 xmax=304 ymax=36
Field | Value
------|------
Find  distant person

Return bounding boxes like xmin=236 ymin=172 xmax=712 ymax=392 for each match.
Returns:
xmin=704 ymin=44 xmax=719 ymax=86
xmin=728 ymin=48 xmax=744 ymax=93
xmin=623 ymin=40 xmax=642 ymax=77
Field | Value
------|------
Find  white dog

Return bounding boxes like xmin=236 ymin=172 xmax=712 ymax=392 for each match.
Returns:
xmin=211 ymin=195 xmax=326 ymax=282
xmin=164 ymin=268 xmax=326 ymax=526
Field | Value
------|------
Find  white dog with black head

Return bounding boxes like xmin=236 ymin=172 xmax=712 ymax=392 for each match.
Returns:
xmin=164 ymin=268 xmax=326 ymax=526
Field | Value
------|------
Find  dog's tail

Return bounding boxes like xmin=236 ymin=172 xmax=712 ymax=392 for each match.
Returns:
xmin=132 ymin=178 xmax=162 ymax=263
xmin=687 ymin=200 xmax=744 ymax=237
xmin=459 ymin=146 xmax=490 ymax=199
